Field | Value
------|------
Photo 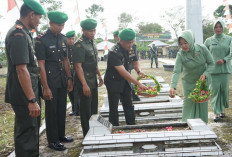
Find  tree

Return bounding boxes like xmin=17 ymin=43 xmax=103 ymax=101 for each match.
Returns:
xmin=37 ymin=0 xmax=62 ymax=33
xmin=118 ymin=13 xmax=133 ymax=30
xmin=202 ymin=17 xmax=214 ymax=42
xmin=85 ymin=4 xmax=104 ymax=19
xmin=214 ymin=5 xmax=232 ymax=18
xmin=137 ymin=22 xmax=163 ymax=34
xmin=161 ymin=6 xmax=185 ymax=39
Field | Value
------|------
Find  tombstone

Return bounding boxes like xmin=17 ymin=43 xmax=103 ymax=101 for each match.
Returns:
xmin=81 ymin=117 xmax=223 ymax=156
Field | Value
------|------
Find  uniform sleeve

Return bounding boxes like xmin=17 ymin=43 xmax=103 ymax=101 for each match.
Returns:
xmin=9 ymin=31 xmax=29 ymax=65
xmin=73 ymin=42 xmax=85 ymax=63
xmin=35 ymin=38 xmax=46 ymax=60
xmin=63 ymin=39 xmax=68 ymax=57
xmin=202 ymin=45 xmax=215 ymax=78
xmin=223 ymin=37 xmax=232 ymax=62
xmin=170 ymin=52 xmax=182 ymax=89
xmin=204 ymin=38 xmax=210 ymax=50
xmin=108 ymin=51 xmax=123 ymax=66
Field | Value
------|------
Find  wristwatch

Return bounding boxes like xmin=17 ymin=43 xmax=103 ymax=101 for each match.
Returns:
xmin=67 ymin=76 xmax=72 ymax=80
xmin=28 ymin=98 xmax=36 ymax=103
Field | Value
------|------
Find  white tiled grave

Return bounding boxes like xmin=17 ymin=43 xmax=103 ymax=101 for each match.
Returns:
xmin=101 ymin=101 xmax=183 ymax=125
xmin=80 ymin=115 xmax=223 ymax=157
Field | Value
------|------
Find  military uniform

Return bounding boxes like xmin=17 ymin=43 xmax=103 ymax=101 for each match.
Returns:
xmin=35 ymin=29 xmax=68 ymax=144
xmin=5 ymin=20 xmax=41 ymax=157
xmin=104 ymin=42 xmax=137 ymax=126
xmin=171 ymin=30 xmax=214 ymax=123
xmin=150 ymin=45 xmax=158 ymax=68
xmin=204 ymin=19 xmax=232 ymax=117
xmin=73 ymin=35 xmax=98 ymax=136
xmin=67 ymin=45 xmax=80 ymax=115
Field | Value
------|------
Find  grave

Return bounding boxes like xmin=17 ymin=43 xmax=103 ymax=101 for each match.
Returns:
xmin=80 ymin=115 xmax=223 ymax=157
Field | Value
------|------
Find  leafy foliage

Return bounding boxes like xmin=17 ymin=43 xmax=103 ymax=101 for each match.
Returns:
xmin=134 ymin=74 xmax=162 ymax=96
xmin=85 ymin=4 xmax=104 ymax=19
xmin=118 ymin=13 xmax=133 ymax=30
xmin=214 ymin=5 xmax=232 ymax=18
xmin=188 ymin=79 xmax=213 ymax=103
xmin=202 ymin=17 xmax=214 ymax=42
xmin=137 ymin=22 xmax=163 ymax=34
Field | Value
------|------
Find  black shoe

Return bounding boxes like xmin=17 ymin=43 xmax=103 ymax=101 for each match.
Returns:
xmin=75 ymin=112 xmax=80 ymax=116
xmin=220 ymin=113 xmax=225 ymax=118
xmin=59 ymin=136 xmax=74 ymax=143
xmin=214 ymin=117 xmax=220 ymax=122
xmin=69 ymin=111 xmax=76 ymax=116
xmin=48 ymin=142 xmax=66 ymax=151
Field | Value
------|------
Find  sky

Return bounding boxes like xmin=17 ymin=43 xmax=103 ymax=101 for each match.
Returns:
xmin=0 ymin=0 xmax=228 ymax=40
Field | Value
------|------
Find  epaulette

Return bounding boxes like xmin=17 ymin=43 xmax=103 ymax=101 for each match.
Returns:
xmin=16 ymin=24 xmax=23 ymax=30
xmin=36 ymin=31 xmax=47 ymax=39
xmin=112 ymin=44 xmax=120 ymax=53
xmin=78 ymin=37 xmax=83 ymax=42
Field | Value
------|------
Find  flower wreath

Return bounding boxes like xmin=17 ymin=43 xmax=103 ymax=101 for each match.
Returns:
xmin=134 ymin=74 xmax=162 ymax=97
xmin=188 ymin=79 xmax=213 ymax=103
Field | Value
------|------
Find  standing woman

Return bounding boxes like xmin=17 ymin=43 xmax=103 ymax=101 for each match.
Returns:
xmin=204 ymin=19 xmax=232 ymax=122
xmin=169 ymin=30 xmax=214 ymax=123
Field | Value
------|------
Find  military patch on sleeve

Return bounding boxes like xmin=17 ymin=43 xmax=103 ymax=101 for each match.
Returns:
xmin=13 ymin=33 xmax=24 ymax=37
xmin=16 ymin=24 xmax=23 ymax=29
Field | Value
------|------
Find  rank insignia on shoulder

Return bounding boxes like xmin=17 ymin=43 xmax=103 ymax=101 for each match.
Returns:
xmin=62 ymin=42 xmax=66 ymax=47
xmin=76 ymin=43 xmax=81 ymax=47
xmin=13 ymin=33 xmax=24 ymax=37
xmin=16 ymin=24 xmax=23 ymax=29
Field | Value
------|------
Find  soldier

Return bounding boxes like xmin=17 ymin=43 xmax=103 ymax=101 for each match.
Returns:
xmin=113 ymin=30 xmax=119 ymax=42
xmin=73 ymin=18 xmax=103 ymax=137
xmin=35 ymin=11 xmax=73 ymax=151
xmin=66 ymin=30 xmax=80 ymax=116
xmin=5 ymin=0 xmax=45 ymax=156
xmin=104 ymin=28 xmax=147 ymax=126
xmin=150 ymin=43 xmax=158 ymax=68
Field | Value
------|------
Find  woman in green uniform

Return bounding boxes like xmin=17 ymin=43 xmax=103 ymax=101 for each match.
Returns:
xmin=204 ymin=20 xmax=232 ymax=122
xmin=169 ymin=30 xmax=214 ymax=123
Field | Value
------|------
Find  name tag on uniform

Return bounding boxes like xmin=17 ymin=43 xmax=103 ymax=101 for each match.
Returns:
xmin=184 ymin=59 xmax=191 ymax=63
xmin=49 ymin=45 xmax=56 ymax=48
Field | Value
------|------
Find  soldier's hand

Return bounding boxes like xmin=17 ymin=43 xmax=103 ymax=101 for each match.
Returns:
xmin=169 ymin=88 xmax=175 ymax=98
xmin=68 ymin=79 xmax=73 ymax=92
xmin=83 ymin=84 xmax=91 ymax=97
xmin=28 ymin=102 xmax=40 ymax=118
xmin=138 ymin=71 xmax=146 ymax=78
xmin=43 ymin=88 xmax=53 ymax=101
xmin=138 ymin=82 xmax=148 ymax=91
xmin=98 ymin=76 xmax=103 ymax=87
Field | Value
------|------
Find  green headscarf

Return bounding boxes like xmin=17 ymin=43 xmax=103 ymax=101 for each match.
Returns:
xmin=213 ymin=19 xmax=225 ymax=38
xmin=178 ymin=30 xmax=195 ymax=53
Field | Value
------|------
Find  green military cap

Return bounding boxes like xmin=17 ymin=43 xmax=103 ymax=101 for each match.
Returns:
xmin=113 ymin=30 xmax=119 ymax=37
xmin=23 ymin=0 xmax=46 ymax=15
xmin=80 ymin=18 xmax=97 ymax=30
xmin=66 ymin=30 xmax=76 ymax=38
xmin=119 ymin=28 xmax=136 ymax=41
xmin=48 ymin=11 xmax=68 ymax=24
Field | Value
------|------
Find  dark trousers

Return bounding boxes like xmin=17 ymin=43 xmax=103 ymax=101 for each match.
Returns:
xmin=68 ymin=87 xmax=80 ymax=113
xmin=12 ymin=104 xmax=40 ymax=157
xmin=45 ymin=87 xmax=67 ymax=143
xmin=79 ymin=88 xmax=98 ymax=137
xmin=108 ymin=84 xmax=135 ymax=126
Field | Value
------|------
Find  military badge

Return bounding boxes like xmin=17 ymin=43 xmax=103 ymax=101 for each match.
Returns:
xmin=76 ymin=43 xmax=81 ymax=47
xmin=16 ymin=24 xmax=23 ymax=29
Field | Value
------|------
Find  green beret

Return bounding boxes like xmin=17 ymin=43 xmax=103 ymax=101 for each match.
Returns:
xmin=119 ymin=28 xmax=136 ymax=41
xmin=113 ymin=30 xmax=119 ymax=37
xmin=48 ymin=11 xmax=68 ymax=24
xmin=23 ymin=0 xmax=46 ymax=15
xmin=66 ymin=30 xmax=76 ymax=38
xmin=80 ymin=18 xmax=97 ymax=30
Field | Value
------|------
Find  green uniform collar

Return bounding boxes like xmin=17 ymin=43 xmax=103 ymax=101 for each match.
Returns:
xmin=82 ymin=34 xmax=93 ymax=43
xmin=16 ymin=20 xmax=30 ymax=34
